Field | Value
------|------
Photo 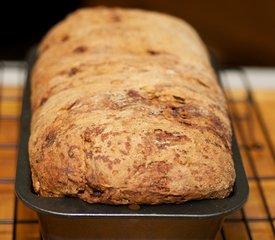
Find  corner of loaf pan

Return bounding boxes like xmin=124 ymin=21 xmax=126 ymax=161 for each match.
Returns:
xmin=15 ymin=6 xmax=248 ymax=240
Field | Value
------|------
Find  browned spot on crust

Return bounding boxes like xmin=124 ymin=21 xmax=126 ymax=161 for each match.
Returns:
xmin=125 ymin=141 xmax=131 ymax=153
xmin=127 ymin=89 xmax=144 ymax=100
xmin=173 ymin=96 xmax=185 ymax=104
xmin=84 ymin=150 xmax=93 ymax=159
xmin=134 ymin=163 xmax=146 ymax=174
xmin=94 ymin=155 xmax=110 ymax=162
xmin=94 ymin=155 xmax=113 ymax=170
xmin=101 ymin=96 xmax=121 ymax=110
xmin=66 ymin=100 xmax=80 ymax=110
xmin=111 ymin=14 xmax=121 ymax=22
xmin=195 ymin=78 xmax=209 ymax=88
xmin=82 ymin=127 xmax=105 ymax=142
xmin=147 ymin=49 xmax=160 ymax=55
xmin=209 ymin=115 xmax=226 ymax=133
xmin=142 ymin=137 xmax=154 ymax=157
xmin=171 ymin=104 xmax=201 ymax=118
xmin=73 ymin=46 xmax=88 ymax=53
xmin=94 ymin=147 xmax=102 ymax=154
xmin=173 ymin=151 xmax=188 ymax=165
xmin=44 ymin=131 xmax=56 ymax=147
xmin=113 ymin=158 xmax=121 ymax=164
xmin=67 ymin=67 xmax=81 ymax=77
xmin=82 ymin=130 xmax=93 ymax=143
xmin=61 ymin=35 xmax=69 ymax=42
xmin=39 ymin=97 xmax=48 ymax=107
xmin=182 ymin=120 xmax=193 ymax=126
xmin=147 ymin=176 xmax=170 ymax=192
xmin=208 ymin=115 xmax=230 ymax=150
xmin=68 ymin=124 xmax=77 ymax=129
xmin=155 ymin=129 xmax=190 ymax=141
xmin=156 ymin=161 xmax=170 ymax=174
xmin=154 ymin=129 xmax=190 ymax=149
xmin=119 ymin=149 xmax=128 ymax=155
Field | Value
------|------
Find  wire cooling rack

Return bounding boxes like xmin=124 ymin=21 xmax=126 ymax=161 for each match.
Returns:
xmin=0 ymin=61 xmax=275 ymax=239
xmin=0 ymin=61 xmax=40 ymax=239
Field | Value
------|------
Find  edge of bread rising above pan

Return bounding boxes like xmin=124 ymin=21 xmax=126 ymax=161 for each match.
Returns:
xmin=29 ymin=7 xmax=235 ymax=204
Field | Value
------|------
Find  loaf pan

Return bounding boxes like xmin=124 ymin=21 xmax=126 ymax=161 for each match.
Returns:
xmin=15 ymin=48 xmax=249 ymax=240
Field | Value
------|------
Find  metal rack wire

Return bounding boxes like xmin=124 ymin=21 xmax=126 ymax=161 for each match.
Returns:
xmin=0 ymin=62 xmax=275 ymax=239
xmin=219 ymin=67 xmax=275 ymax=239
xmin=0 ymin=61 xmax=39 ymax=240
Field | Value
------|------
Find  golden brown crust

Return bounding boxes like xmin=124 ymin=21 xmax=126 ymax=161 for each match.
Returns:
xmin=29 ymin=7 xmax=235 ymax=204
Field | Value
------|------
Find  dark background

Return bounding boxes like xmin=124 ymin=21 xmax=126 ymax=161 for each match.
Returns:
xmin=1 ymin=0 xmax=275 ymax=66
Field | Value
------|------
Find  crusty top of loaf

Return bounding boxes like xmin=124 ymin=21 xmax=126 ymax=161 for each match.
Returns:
xmin=29 ymin=7 xmax=235 ymax=204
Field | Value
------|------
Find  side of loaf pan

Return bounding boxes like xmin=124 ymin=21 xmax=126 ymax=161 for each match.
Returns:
xmin=15 ymin=48 xmax=249 ymax=240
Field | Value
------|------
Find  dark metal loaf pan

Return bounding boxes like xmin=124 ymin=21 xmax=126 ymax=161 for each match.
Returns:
xmin=15 ymin=49 xmax=249 ymax=240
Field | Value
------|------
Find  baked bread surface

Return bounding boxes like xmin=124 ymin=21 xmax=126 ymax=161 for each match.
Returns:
xmin=29 ymin=7 xmax=235 ymax=204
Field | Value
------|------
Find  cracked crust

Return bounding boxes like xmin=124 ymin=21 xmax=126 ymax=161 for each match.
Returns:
xmin=29 ymin=7 xmax=235 ymax=204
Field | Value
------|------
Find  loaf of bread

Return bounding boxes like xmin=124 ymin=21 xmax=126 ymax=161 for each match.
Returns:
xmin=29 ymin=7 xmax=235 ymax=204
